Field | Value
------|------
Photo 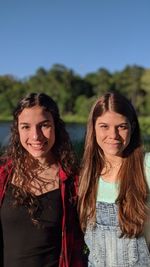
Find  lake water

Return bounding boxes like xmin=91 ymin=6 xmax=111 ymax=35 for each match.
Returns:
xmin=0 ymin=122 xmax=86 ymax=146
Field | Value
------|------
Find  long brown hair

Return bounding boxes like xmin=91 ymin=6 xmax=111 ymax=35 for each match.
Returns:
xmin=78 ymin=91 xmax=149 ymax=237
xmin=5 ymin=92 xmax=78 ymax=221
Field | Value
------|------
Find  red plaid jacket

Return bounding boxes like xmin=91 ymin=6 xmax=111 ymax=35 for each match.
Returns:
xmin=0 ymin=160 xmax=86 ymax=267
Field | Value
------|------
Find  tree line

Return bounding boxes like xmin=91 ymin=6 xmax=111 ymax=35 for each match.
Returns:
xmin=0 ymin=64 xmax=150 ymax=125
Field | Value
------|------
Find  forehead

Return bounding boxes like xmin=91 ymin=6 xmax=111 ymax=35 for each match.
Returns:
xmin=18 ymin=106 xmax=54 ymax=123
xmin=95 ymin=111 xmax=129 ymax=124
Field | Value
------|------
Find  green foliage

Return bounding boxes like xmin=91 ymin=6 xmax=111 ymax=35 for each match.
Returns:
xmin=139 ymin=117 xmax=150 ymax=136
xmin=0 ymin=63 xmax=150 ymax=124
xmin=141 ymin=69 xmax=150 ymax=93
xmin=63 ymin=114 xmax=87 ymax=124
xmin=143 ymin=138 xmax=150 ymax=153
xmin=0 ymin=76 xmax=26 ymax=117
xmin=74 ymin=95 xmax=96 ymax=117
xmin=85 ymin=68 xmax=112 ymax=96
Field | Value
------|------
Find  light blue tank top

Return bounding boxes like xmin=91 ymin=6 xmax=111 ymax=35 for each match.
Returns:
xmin=97 ymin=152 xmax=150 ymax=203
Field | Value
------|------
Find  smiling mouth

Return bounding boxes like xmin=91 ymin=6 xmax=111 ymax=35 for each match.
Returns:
xmin=29 ymin=142 xmax=47 ymax=149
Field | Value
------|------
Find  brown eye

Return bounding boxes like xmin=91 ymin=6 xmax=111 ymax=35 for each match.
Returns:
xmin=118 ymin=124 xmax=128 ymax=130
xmin=41 ymin=123 xmax=51 ymax=129
xmin=100 ymin=125 xmax=108 ymax=129
xmin=21 ymin=125 xmax=30 ymax=130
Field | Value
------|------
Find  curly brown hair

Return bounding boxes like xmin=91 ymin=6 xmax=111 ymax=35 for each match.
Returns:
xmin=5 ymin=92 xmax=78 ymax=222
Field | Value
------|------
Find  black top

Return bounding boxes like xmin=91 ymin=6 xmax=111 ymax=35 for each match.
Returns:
xmin=0 ymin=183 xmax=63 ymax=267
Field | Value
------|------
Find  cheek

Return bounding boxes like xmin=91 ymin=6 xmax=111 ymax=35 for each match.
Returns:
xmin=18 ymin=130 xmax=29 ymax=146
xmin=95 ymin=129 xmax=104 ymax=140
xmin=95 ymin=132 xmax=104 ymax=146
xmin=46 ymin=129 xmax=55 ymax=142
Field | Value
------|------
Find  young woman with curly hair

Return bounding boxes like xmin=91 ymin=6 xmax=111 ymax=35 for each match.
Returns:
xmin=0 ymin=92 xmax=85 ymax=267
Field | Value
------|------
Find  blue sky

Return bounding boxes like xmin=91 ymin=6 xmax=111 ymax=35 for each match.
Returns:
xmin=0 ymin=0 xmax=150 ymax=79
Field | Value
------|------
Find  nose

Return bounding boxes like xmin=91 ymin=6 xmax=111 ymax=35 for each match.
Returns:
xmin=31 ymin=126 xmax=42 ymax=140
xmin=109 ymin=127 xmax=119 ymax=138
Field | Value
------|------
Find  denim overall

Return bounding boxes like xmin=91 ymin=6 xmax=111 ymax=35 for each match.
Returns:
xmin=85 ymin=202 xmax=150 ymax=267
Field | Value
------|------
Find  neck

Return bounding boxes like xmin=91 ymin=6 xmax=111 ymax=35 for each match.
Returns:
xmin=101 ymin=158 xmax=123 ymax=183
xmin=38 ymin=153 xmax=57 ymax=168
xmin=105 ymin=154 xmax=123 ymax=166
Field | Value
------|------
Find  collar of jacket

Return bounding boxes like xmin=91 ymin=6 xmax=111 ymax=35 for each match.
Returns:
xmin=1 ymin=159 xmax=69 ymax=179
xmin=0 ymin=159 xmax=69 ymax=204
xmin=59 ymin=167 xmax=68 ymax=182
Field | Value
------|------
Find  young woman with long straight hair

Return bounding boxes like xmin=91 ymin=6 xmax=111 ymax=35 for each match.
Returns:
xmin=78 ymin=91 xmax=150 ymax=266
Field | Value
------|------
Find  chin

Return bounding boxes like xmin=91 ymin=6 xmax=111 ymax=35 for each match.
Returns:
xmin=28 ymin=151 xmax=45 ymax=158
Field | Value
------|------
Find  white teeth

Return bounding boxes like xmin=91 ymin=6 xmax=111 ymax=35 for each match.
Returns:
xmin=30 ymin=144 xmax=43 ymax=148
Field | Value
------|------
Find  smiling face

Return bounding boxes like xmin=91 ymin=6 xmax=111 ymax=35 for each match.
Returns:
xmin=95 ymin=111 xmax=132 ymax=159
xmin=18 ymin=105 xmax=55 ymax=163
